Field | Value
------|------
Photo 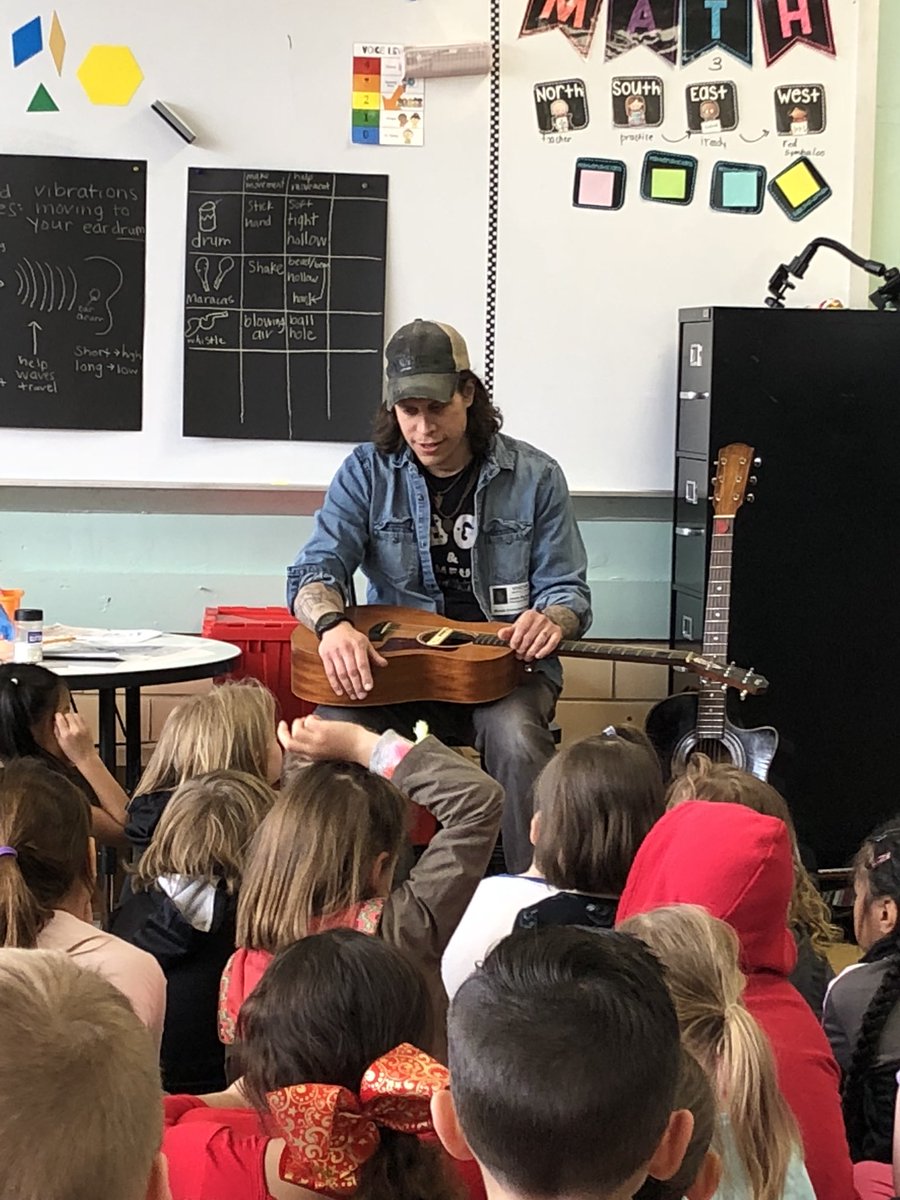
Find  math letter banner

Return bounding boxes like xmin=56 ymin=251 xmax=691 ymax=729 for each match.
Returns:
xmin=682 ymin=0 xmax=751 ymax=65
xmin=756 ymin=0 xmax=835 ymax=66
xmin=519 ymin=0 xmax=604 ymax=58
xmin=605 ymin=0 xmax=680 ymax=65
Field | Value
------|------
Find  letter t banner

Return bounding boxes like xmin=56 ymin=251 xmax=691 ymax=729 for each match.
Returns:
xmin=682 ymin=0 xmax=752 ymax=65
xmin=756 ymin=0 xmax=835 ymax=65
xmin=519 ymin=0 xmax=605 ymax=57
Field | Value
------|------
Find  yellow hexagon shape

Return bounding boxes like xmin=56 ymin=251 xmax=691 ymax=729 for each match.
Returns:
xmin=77 ymin=45 xmax=144 ymax=106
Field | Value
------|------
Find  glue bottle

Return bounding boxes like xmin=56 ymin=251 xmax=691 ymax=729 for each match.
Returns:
xmin=13 ymin=608 xmax=43 ymax=663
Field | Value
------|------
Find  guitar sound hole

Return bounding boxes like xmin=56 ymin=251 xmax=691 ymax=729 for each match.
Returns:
xmin=694 ymin=739 xmax=736 ymax=765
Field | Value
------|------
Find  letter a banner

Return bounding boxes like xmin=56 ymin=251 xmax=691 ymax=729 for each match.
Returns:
xmin=682 ymin=0 xmax=752 ymax=65
xmin=519 ymin=0 xmax=605 ymax=58
xmin=605 ymin=0 xmax=680 ymax=65
xmin=756 ymin=0 xmax=835 ymax=66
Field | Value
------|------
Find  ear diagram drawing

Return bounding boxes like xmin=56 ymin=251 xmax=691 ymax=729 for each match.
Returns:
xmin=12 ymin=253 xmax=124 ymax=336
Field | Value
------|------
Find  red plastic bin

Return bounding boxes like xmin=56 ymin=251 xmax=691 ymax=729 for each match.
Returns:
xmin=201 ymin=606 xmax=314 ymax=724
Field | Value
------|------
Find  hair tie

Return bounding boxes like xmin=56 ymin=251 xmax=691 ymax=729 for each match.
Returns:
xmin=268 ymin=1043 xmax=448 ymax=1196
xmin=0 ymin=846 xmax=18 ymax=859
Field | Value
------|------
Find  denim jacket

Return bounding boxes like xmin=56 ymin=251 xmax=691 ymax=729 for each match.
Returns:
xmin=286 ymin=433 xmax=592 ymax=687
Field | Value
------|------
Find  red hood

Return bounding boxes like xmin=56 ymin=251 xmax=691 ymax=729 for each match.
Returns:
xmin=617 ymin=801 xmax=797 ymax=978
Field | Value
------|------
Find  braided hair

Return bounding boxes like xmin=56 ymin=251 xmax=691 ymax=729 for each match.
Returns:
xmin=842 ymin=820 xmax=900 ymax=1161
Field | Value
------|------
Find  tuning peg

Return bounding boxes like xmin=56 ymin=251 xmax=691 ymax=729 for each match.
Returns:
xmin=753 ymin=456 xmax=762 ymax=467
xmin=740 ymin=689 xmax=748 ymax=701
xmin=745 ymin=494 xmax=755 ymax=503
xmin=749 ymin=475 xmax=757 ymax=485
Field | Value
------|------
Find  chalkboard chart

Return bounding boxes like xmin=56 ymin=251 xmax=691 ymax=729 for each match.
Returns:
xmin=0 ymin=154 xmax=145 ymax=431
xmin=183 ymin=167 xmax=388 ymax=443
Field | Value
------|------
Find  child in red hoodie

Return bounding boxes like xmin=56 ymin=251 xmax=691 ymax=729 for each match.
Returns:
xmin=616 ymin=800 xmax=857 ymax=1200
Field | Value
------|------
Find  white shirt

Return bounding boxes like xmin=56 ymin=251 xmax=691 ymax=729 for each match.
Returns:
xmin=441 ymin=874 xmax=557 ymax=1000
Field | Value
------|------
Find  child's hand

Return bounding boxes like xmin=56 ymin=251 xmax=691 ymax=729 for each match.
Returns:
xmin=277 ymin=714 xmax=379 ymax=766
xmin=54 ymin=711 xmax=99 ymax=770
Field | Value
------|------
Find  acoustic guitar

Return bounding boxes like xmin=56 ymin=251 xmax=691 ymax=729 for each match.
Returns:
xmin=290 ymin=603 xmax=769 ymax=708
xmin=645 ymin=443 xmax=779 ymax=781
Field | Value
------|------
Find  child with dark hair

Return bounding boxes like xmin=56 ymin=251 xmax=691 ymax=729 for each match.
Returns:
xmin=163 ymin=929 xmax=472 ymax=1200
xmin=823 ymin=819 xmax=900 ymax=1165
xmin=634 ymin=1049 xmax=721 ymax=1200
xmin=0 ymin=759 xmax=165 ymax=1044
xmin=442 ymin=726 xmax=662 ymax=999
xmin=433 ymin=925 xmax=695 ymax=1200
xmin=0 ymin=662 xmax=128 ymax=843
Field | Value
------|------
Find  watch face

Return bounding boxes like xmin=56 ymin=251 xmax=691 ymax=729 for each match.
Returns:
xmin=316 ymin=613 xmax=347 ymax=637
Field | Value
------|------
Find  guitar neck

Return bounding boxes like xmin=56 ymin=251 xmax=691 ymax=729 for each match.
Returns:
xmin=698 ymin=517 xmax=733 ymax=734
xmin=472 ymin=632 xmax=694 ymax=671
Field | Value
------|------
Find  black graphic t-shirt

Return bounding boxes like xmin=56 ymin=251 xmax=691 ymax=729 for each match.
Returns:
xmin=422 ymin=459 xmax=486 ymax=622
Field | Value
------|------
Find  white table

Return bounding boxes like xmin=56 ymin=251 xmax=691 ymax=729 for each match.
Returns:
xmin=46 ymin=634 xmax=241 ymax=793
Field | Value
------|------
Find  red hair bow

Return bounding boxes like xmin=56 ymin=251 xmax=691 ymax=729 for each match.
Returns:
xmin=267 ymin=1043 xmax=449 ymax=1197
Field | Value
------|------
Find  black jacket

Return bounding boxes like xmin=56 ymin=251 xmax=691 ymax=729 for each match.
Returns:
xmin=124 ymin=788 xmax=173 ymax=851
xmin=514 ymin=891 xmax=618 ymax=931
xmin=109 ymin=882 xmax=237 ymax=1094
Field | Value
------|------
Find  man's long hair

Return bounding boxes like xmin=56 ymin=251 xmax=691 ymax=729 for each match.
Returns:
xmin=372 ymin=370 xmax=502 ymax=458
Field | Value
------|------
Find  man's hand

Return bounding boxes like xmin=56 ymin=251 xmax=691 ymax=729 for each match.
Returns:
xmin=54 ymin=711 xmax=101 ymax=770
xmin=318 ymin=623 xmax=388 ymax=701
xmin=496 ymin=609 xmax=563 ymax=662
xmin=277 ymin=714 xmax=379 ymax=766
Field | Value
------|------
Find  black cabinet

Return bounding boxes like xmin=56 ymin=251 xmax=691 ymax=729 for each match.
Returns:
xmin=667 ymin=306 xmax=900 ymax=866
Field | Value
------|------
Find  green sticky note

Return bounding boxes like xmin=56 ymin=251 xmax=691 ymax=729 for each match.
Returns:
xmin=28 ymin=83 xmax=58 ymax=112
xmin=651 ymin=168 xmax=686 ymax=200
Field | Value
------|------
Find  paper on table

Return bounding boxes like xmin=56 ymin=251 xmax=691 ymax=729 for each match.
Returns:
xmin=45 ymin=624 xmax=162 ymax=647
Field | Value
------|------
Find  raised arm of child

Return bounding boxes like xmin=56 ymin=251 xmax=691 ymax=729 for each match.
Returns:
xmin=277 ymin=715 xmax=503 ymax=961
xmin=54 ymin=711 xmax=129 ymax=845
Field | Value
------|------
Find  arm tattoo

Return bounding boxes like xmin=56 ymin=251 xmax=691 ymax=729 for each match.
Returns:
xmin=544 ymin=605 xmax=580 ymax=640
xmin=293 ymin=582 xmax=346 ymax=630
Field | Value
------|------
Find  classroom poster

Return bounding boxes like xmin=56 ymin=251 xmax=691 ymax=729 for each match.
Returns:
xmin=681 ymin=0 xmax=752 ymax=65
xmin=352 ymin=45 xmax=425 ymax=147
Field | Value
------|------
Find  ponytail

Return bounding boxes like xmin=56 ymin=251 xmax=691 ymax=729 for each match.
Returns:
xmin=620 ymin=904 xmax=801 ymax=1200
xmin=719 ymin=996 xmax=797 ymax=1200
xmin=0 ymin=663 xmax=66 ymax=761
xmin=0 ymin=851 xmax=44 ymax=948
xmin=842 ymin=819 xmax=900 ymax=1159
xmin=0 ymin=759 xmax=92 ymax=948
xmin=361 ymin=1129 xmax=461 ymax=1200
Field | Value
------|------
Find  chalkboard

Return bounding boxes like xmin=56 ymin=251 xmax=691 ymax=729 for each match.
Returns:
xmin=0 ymin=154 xmax=146 ymax=431
xmin=183 ymin=167 xmax=388 ymax=443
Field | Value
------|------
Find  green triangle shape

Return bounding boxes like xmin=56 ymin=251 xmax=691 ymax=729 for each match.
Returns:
xmin=28 ymin=83 xmax=58 ymax=113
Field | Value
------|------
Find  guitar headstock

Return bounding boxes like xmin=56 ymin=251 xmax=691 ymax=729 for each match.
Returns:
xmin=686 ymin=654 xmax=769 ymax=695
xmin=712 ymin=443 xmax=758 ymax=518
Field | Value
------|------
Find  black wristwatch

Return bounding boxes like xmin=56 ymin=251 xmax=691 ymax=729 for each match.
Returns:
xmin=314 ymin=612 xmax=353 ymax=641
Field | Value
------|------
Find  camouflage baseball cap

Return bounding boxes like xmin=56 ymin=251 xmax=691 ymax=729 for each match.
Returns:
xmin=384 ymin=319 xmax=471 ymax=410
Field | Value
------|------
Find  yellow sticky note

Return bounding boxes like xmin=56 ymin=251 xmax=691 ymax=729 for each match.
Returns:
xmin=777 ymin=161 xmax=819 ymax=208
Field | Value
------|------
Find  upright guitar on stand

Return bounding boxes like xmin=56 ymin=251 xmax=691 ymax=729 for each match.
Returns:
xmin=646 ymin=443 xmax=778 ymax=781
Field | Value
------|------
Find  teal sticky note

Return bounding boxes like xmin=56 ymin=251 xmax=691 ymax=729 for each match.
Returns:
xmin=722 ymin=169 xmax=759 ymax=209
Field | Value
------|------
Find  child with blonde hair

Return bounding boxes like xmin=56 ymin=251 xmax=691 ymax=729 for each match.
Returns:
xmin=667 ymin=755 xmax=839 ymax=1016
xmin=126 ymin=679 xmax=282 ymax=850
xmin=0 ymin=662 xmax=128 ymax=844
xmin=111 ymin=770 xmax=275 ymax=1093
xmin=0 ymin=948 xmax=168 ymax=1200
xmin=0 ymin=759 xmax=165 ymax=1043
xmin=220 ymin=714 xmax=502 ymax=1058
xmin=620 ymin=904 xmax=815 ymax=1200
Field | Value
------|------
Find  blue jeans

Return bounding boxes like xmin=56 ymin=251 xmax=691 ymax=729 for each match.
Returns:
xmin=315 ymin=672 xmax=559 ymax=874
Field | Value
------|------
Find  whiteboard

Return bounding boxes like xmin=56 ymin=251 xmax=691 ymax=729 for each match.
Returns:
xmin=0 ymin=0 xmax=880 ymax=492
xmin=0 ymin=0 xmax=490 ymax=487
xmin=494 ymin=0 xmax=878 ymax=491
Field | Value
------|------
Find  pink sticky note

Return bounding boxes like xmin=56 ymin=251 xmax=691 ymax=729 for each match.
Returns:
xmin=578 ymin=169 xmax=614 ymax=207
